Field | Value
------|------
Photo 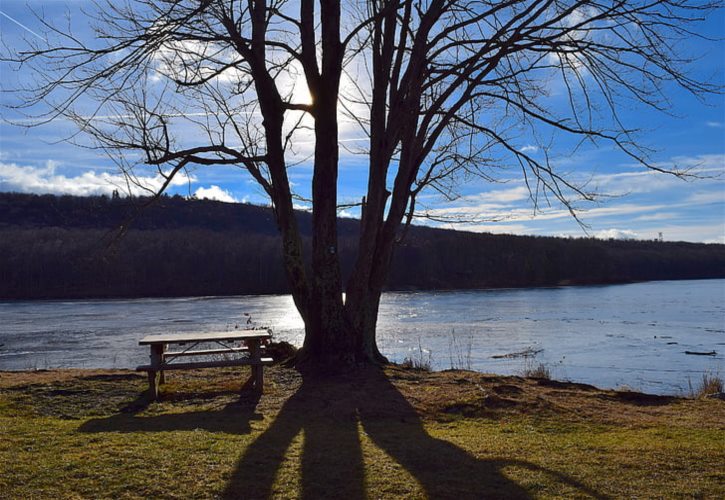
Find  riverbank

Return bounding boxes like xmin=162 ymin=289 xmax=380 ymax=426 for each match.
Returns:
xmin=1 ymin=366 xmax=723 ymax=498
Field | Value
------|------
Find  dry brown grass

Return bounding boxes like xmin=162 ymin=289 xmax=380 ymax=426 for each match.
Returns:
xmin=522 ymin=362 xmax=551 ymax=379
xmin=692 ymin=372 xmax=724 ymax=399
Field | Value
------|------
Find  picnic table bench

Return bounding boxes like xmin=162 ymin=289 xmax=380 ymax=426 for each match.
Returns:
xmin=136 ymin=331 xmax=273 ymax=399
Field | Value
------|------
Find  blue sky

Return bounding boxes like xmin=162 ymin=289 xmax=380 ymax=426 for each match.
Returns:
xmin=1 ymin=1 xmax=724 ymax=243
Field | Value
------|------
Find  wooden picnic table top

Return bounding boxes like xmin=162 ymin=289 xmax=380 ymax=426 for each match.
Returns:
xmin=139 ymin=331 xmax=271 ymax=345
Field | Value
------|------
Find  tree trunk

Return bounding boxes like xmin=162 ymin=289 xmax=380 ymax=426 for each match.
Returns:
xmin=296 ymin=289 xmax=388 ymax=371
xmin=346 ymin=286 xmax=388 ymax=363
xmin=295 ymin=0 xmax=359 ymax=371
xmin=284 ymin=0 xmax=404 ymax=371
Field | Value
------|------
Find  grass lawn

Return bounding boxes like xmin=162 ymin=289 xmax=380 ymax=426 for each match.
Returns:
xmin=1 ymin=365 xmax=723 ymax=499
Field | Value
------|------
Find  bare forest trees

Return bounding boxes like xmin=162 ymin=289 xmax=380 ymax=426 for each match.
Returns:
xmin=5 ymin=0 xmax=720 ymax=369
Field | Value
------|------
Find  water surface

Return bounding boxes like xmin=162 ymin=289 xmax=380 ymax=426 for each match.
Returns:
xmin=1 ymin=279 xmax=723 ymax=395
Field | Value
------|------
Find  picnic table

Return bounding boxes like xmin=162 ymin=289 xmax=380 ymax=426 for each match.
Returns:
xmin=136 ymin=331 xmax=273 ymax=399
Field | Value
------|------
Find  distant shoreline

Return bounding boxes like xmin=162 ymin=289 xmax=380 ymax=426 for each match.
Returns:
xmin=3 ymin=276 xmax=724 ymax=302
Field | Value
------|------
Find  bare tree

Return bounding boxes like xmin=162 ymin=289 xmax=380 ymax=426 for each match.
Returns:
xmin=4 ymin=0 xmax=720 ymax=369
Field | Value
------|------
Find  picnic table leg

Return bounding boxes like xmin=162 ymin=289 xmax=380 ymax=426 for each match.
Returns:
xmin=159 ymin=344 xmax=166 ymax=385
xmin=147 ymin=370 xmax=159 ymax=400
xmin=249 ymin=339 xmax=263 ymax=393
xmin=255 ymin=362 xmax=264 ymax=393
xmin=148 ymin=344 xmax=163 ymax=399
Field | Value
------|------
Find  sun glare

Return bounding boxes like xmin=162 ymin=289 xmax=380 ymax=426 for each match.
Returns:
xmin=291 ymin=79 xmax=313 ymax=105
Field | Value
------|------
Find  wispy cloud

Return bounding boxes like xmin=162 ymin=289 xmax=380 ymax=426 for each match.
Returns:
xmin=634 ymin=212 xmax=678 ymax=222
xmin=686 ymin=191 xmax=725 ymax=205
xmin=7 ymin=111 xmax=251 ymax=126
xmin=587 ymin=154 xmax=725 ymax=195
xmin=419 ymin=150 xmax=725 ymax=243
xmin=452 ymin=223 xmax=534 ymax=235
xmin=706 ymin=121 xmax=723 ymax=128
xmin=464 ymin=185 xmax=531 ymax=204
xmin=428 ymin=201 xmax=671 ymax=223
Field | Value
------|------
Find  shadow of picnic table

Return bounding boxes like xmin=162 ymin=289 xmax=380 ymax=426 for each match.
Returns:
xmin=78 ymin=392 xmax=263 ymax=435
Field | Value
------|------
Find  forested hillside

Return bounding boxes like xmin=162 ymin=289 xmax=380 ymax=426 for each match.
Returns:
xmin=1 ymin=192 xmax=723 ymax=299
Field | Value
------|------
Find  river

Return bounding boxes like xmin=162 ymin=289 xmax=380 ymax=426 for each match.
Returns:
xmin=1 ymin=279 xmax=723 ymax=395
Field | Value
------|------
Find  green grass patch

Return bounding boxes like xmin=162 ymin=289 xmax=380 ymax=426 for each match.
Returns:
xmin=0 ymin=366 xmax=723 ymax=499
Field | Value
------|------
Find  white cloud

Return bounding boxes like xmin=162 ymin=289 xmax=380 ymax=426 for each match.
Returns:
xmin=151 ymin=39 xmax=243 ymax=84
xmin=704 ymin=235 xmax=725 ymax=244
xmin=0 ymin=161 xmax=194 ymax=196
xmin=544 ymin=5 xmax=599 ymax=73
xmin=193 ymin=185 xmax=237 ymax=203
xmin=706 ymin=121 xmax=723 ymax=128
xmin=656 ymin=223 xmax=725 ymax=244
xmin=338 ymin=210 xmax=358 ymax=219
xmin=454 ymin=223 xmax=534 ymax=235
xmin=293 ymin=202 xmax=312 ymax=212
xmin=520 ymin=145 xmax=539 ymax=153
xmin=592 ymin=228 xmax=639 ymax=240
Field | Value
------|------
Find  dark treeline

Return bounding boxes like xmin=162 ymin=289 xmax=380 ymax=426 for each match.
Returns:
xmin=1 ymin=192 xmax=723 ymax=299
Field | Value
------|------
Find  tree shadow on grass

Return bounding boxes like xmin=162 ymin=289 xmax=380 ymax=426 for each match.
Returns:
xmin=223 ymin=367 xmax=607 ymax=499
